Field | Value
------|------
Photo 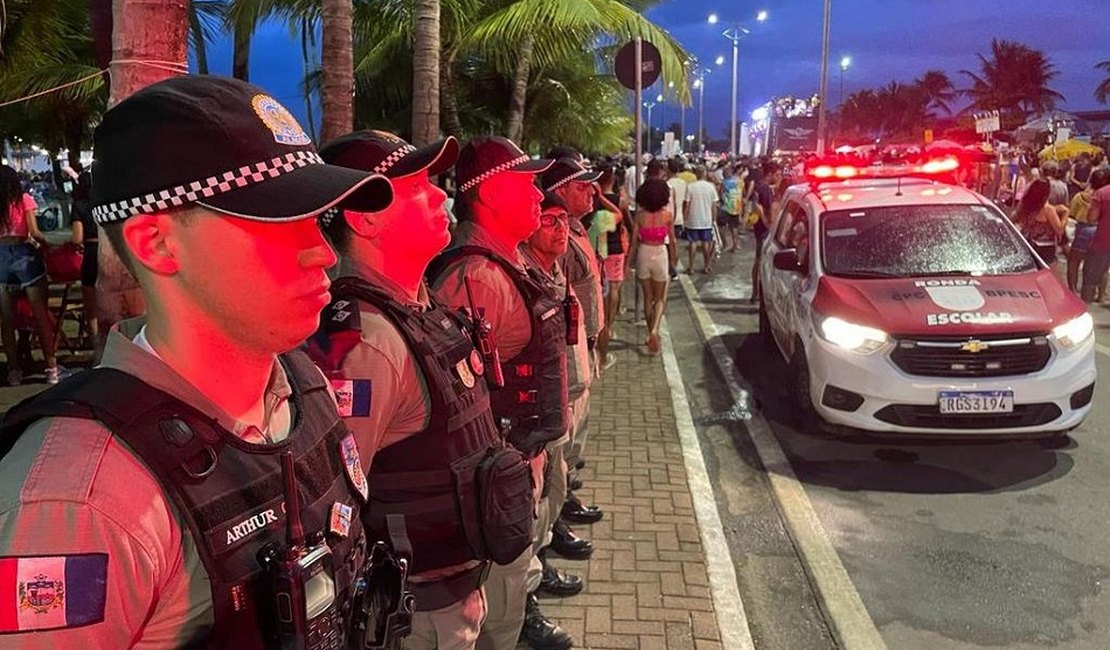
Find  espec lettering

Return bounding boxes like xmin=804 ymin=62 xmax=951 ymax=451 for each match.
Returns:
xmin=226 ymin=508 xmax=279 ymax=546
xmin=982 ymin=289 xmax=1041 ymax=299
xmin=926 ymin=312 xmax=1014 ymax=326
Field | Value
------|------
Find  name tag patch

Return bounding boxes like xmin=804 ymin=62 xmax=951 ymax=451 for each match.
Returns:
xmin=0 ymin=554 xmax=108 ymax=633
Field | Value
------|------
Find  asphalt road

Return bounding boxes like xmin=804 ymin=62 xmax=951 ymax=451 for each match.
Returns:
xmin=661 ymin=230 xmax=1110 ymax=649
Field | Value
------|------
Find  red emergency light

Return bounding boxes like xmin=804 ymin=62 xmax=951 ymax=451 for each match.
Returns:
xmin=804 ymin=156 xmax=959 ymax=183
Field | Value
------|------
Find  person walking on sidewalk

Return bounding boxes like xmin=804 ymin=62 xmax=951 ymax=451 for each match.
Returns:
xmin=684 ymin=166 xmax=718 ymax=274
xmin=629 ymin=178 xmax=678 ymax=355
xmin=307 ymin=130 xmax=536 ymax=650
xmin=427 ymin=136 xmax=570 ymax=650
xmin=597 ymin=165 xmax=629 ymax=372
xmin=750 ymin=161 xmax=781 ymax=303
xmin=1081 ymin=169 xmax=1110 ymax=302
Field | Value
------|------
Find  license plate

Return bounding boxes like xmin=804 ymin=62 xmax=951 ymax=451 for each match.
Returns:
xmin=938 ymin=390 xmax=1014 ymax=414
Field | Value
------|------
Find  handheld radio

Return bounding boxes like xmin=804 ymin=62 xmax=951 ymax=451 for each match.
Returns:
xmin=259 ymin=452 xmax=343 ymax=650
xmin=464 ymin=276 xmax=504 ymax=388
xmin=561 ymin=260 xmax=580 ymax=346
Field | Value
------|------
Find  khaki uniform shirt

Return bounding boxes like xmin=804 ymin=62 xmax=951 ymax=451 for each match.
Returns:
xmin=0 ymin=319 xmax=297 ymax=647
xmin=563 ymin=220 xmax=604 ymax=341
xmin=430 ymin=221 xmax=544 ymax=500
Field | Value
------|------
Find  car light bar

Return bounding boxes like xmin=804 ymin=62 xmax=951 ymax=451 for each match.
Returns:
xmin=804 ymin=156 xmax=959 ymax=183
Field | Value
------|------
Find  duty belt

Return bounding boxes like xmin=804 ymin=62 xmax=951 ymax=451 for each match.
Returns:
xmin=409 ymin=561 xmax=491 ymax=612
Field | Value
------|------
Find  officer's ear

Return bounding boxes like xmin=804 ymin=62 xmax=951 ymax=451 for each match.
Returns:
xmin=343 ymin=209 xmax=380 ymax=241
xmin=121 ymin=212 xmax=180 ymax=275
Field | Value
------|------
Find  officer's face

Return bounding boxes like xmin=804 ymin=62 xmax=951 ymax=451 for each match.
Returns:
xmin=172 ymin=213 xmax=337 ymax=353
xmin=559 ymin=181 xmax=594 ymax=218
xmin=374 ymin=171 xmax=450 ymax=257
xmin=526 ymin=207 xmax=569 ymax=258
xmin=480 ymin=171 xmax=543 ymax=241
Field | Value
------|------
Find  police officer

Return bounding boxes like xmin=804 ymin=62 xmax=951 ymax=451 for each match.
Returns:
xmin=541 ymin=157 xmax=606 ymax=548
xmin=0 ymin=76 xmax=393 ymax=647
xmin=305 ymin=130 xmax=535 ymax=650
xmin=427 ymin=137 xmax=569 ymax=650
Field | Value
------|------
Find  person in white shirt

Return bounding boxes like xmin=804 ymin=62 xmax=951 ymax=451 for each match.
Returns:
xmin=683 ymin=166 xmax=718 ymax=273
xmin=666 ymin=159 xmax=688 ymax=238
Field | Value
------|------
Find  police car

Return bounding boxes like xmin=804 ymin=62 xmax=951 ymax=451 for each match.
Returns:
xmin=758 ymin=158 xmax=1096 ymax=437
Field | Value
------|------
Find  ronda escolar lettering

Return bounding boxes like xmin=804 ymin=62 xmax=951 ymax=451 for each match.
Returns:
xmin=926 ymin=312 xmax=1014 ymax=326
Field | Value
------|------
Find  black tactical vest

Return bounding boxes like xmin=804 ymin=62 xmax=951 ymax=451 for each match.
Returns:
xmin=0 ymin=351 xmax=367 ymax=649
xmin=428 ymin=246 xmax=569 ymax=457
xmin=306 ymin=277 xmax=535 ymax=583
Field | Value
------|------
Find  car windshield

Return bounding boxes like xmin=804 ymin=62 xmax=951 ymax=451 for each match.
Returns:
xmin=820 ymin=203 xmax=1039 ymax=277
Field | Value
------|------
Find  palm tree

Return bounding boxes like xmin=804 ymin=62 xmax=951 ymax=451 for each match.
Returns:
xmin=961 ymin=39 xmax=1063 ymax=122
xmin=411 ymin=0 xmax=441 ymax=145
xmin=1096 ymin=61 xmax=1110 ymax=104
xmin=914 ymin=70 xmax=956 ymax=117
xmin=321 ymin=0 xmax=354 ymax=142
xmin=187 ymin=1 xmax=223 ymax=74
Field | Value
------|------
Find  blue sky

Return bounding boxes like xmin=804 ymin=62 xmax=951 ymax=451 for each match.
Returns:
xmin=197 ymin=0 xmax=1108 ymax=138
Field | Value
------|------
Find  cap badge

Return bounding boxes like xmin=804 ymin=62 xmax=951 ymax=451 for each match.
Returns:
xmin=251 ymin=94 xmax=311 ymax=146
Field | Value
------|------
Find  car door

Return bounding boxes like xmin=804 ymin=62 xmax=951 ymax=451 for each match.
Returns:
xmin=763 ymin=201 xmax=801 ymax=347
xmin=779 ymin=204 xmax=813 ymax=361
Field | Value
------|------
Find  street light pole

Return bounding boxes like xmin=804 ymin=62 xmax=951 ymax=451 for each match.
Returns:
xmin=644 ymin=100 xmax=657 ymax=154
xmin=816 ymin=0 xmax=832 ymax=155
xmin=710 ymin=11 xmax=767 ymax=158
xmin=692 ymin=67 xmax=708 ymax=155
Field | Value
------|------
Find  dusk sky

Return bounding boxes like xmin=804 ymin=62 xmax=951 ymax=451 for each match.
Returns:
xmin=197 ymin=0 xmax=1108 ymax=138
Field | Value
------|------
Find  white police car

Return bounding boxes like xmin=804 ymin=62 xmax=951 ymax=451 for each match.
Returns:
xmin=759 ymin=159 xmax=1096 ymax=437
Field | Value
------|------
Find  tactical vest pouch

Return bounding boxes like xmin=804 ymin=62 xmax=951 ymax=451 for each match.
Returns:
xmin=474 ymin=445 xmax=535 ymax=565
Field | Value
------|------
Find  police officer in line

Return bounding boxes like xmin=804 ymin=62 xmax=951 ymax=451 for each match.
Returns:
xmin=304 ymin=130 xmax=536 ymax=650
xmin=541 ymin=157 xmax=606 ymax=544
xmin=516 ymin=192 xmax=593 ymax=650
xmin=426 ymin=136 xmax=569 ymax=650
xmin=0 ymin=76 xmax=395 ymax=647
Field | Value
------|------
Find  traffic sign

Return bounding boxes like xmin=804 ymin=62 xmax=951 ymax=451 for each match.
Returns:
xmin=615 ymin=40 xmax=661 ymax=90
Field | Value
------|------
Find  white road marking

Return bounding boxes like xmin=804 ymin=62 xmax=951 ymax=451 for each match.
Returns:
xmin=658 ymin=318 xmax=757 ymax=650
xmin=677 ymin=273 xmax=888 ymax=650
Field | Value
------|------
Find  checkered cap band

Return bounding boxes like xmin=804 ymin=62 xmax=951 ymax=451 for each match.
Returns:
xmin=545 ymin=168 xmax=592 ymax=192
xmin=458 ymin=155 xmax=531 ymax=193
xmin=91 ymin=151 xmax=324 ymax=224
xmin=320 ymin=207 xmax=340 ymax=228
xmin=373 ymin=144 xmax=418 ymax=175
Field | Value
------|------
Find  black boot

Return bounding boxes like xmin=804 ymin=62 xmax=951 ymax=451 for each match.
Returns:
xmin=549 ymin=519 xmax=593 ymax=560
xmin=538 ymin=550 xmax=583 ymax=597
xmin=561 ymin=494 xmax=603 ymax=524
xmin=520 ymin=593 xmax=574 ymax=650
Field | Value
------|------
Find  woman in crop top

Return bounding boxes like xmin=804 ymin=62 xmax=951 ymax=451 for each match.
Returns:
xmin=629 ymin=178 xmax=677 ymax=354
xmin=0 ymin=165 xmax=59 ymax=385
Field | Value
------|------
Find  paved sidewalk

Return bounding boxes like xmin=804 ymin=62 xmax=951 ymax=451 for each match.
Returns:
xmin=538 ymin=318 xmax=727 ymax=650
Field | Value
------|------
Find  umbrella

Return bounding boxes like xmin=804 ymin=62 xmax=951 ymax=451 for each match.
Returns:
xmin=1039 ymin=139 xmax=1103 ymax=161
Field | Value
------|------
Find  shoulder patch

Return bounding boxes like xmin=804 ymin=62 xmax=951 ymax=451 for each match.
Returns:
xmin=331 ymin=379 xmax=371 ymax=418
xmin=0 ymin=553 xmax=107 ymax=633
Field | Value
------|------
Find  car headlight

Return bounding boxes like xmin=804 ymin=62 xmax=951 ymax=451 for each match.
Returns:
xmin=818 ymin=316 xmax=889 ymax=353
xmin=1052 ymin=313 xmax=1093 ymax=349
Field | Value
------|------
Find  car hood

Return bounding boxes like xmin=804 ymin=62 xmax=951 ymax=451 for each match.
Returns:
xmin=811 ymin=271 xmax=1087 ymax=337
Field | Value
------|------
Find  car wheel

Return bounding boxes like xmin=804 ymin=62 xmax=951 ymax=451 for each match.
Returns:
xmin=758 ymin=291 xmax=772 ymax=342
xmin=790 ymin=340 xmax=819 ymax=429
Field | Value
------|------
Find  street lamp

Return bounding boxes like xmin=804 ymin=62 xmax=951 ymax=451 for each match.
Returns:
xmin=643 ymin=99 xmax=658 ymax=154
xmin=708 ymin=9 xmax=768 ymax=157
xmin=839 ymin=56 xmax=851 ymax=107
xmin=692 ymin=66 xmax=710 ymax=154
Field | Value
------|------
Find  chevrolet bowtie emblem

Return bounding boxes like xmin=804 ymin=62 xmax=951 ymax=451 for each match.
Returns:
xmin=961 ymin=340 xmax=988 ymax=353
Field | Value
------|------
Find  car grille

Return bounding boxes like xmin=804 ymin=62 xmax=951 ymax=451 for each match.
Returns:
xmin=874 ymin=403 xmax=1062 ymax=430
xmin=889 ymin=334 xmax=1051 ymax=378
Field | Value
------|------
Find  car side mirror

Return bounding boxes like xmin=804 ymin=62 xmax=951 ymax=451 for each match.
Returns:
xmin=773 ymin=248 xmax=804 ymax=272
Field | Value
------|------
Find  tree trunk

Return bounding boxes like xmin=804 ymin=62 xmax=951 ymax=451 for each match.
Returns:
xmin=232 ymin=18 xmax=251 ymax=81
xmin=320 ymin=0 xmax=354 ymax=143
xmin=410 ymin=0 xmax=440 ymax=146
xmin=96 ymin=0 xmax=188 ymax=335
xmin=439 ymin=46 xmax=461 ymax=138
xmin=505 ymin=34 xmax=534 ymax=143
xmin=187 ymin=1 xmax=209 ymax=74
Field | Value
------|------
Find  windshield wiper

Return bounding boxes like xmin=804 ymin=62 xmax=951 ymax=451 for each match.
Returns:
xmin=831 ymin=270 xmax=903 ymax=279
xmin=920 ymin=270 xmax=977 ymax=277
